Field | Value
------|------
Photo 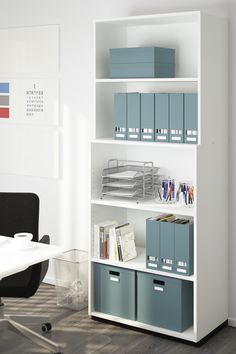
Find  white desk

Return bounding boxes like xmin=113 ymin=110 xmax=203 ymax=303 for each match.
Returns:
xmin=0 ymin=235 xmax=63 ymax=354
xmin=0 ymin=235 xmax=62 ymax=279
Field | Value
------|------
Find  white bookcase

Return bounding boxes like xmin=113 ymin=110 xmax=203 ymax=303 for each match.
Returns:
xmin=89 ymin=11 xmax=228 ymax=343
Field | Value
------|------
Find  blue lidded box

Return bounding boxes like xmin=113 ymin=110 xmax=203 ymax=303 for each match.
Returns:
xmin=109 ymin=47 xmax=175 ymax=78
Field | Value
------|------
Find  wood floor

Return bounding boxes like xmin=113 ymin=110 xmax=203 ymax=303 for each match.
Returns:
xmin=0 ymin=284 xmax=235 ymax=354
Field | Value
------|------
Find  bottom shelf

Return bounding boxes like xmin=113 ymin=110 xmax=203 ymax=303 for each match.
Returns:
xmin=90 ymin=311 xmax=196 ymax=342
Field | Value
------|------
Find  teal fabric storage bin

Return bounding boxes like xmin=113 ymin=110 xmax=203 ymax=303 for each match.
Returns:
xmin=109 ymin=47 xmax=175 ymax=78
xmin=137 ymin=272 xmax=193 ymax=332
xmin=174 ymin=223 xmax=194 ymax=276
xmin=93 ymin=263 xmax=136 ymax=320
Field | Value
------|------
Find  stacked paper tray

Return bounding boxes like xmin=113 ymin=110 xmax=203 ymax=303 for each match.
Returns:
xmin=101 ymin=159 xmax=159 ymax=201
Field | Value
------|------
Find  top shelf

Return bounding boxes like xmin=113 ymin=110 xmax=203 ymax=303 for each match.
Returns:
xmin=96 ymin=77 xmax=198 ymax=83
xmin=96 ymin=78 xmax=198 ymax=83
xmin=95 ymin=11 xmax=200 ymax=26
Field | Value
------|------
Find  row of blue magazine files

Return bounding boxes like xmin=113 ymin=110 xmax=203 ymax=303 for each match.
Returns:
xmin=146 ymin=216 xmax=194 ymax=276
xmin=114 ymin=92 xmax=198 ymax=144
xmin=94 ymin=263 xmax=193 ymax=332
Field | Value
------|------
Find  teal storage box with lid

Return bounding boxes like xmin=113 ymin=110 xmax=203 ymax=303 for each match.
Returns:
xmin=137 ymin=272 xmax=193 ymax=332
xmin=93 ymin=263 xmax=136 ymax=320
xmin=109 ymin=47 xmax=175 ymax=78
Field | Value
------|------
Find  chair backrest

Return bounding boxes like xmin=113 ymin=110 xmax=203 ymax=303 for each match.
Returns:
xmin=0 ymin=192 xmax=43 ymax=298
xmin=0 ymin=192 xmax=39 ymax=241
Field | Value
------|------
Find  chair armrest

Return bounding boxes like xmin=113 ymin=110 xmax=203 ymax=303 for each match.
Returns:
xmin=39 ymin=234 xmax=50 ymax=245
xmin=39 ymin=235 xmax=50 ymax=283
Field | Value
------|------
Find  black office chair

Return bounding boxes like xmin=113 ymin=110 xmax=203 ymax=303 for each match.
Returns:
xmin=0 ymin=193 xmax=61 ymax=354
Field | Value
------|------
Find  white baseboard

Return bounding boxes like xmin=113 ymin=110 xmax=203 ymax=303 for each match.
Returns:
xmin=43 ymin=276 xmax=56 ymax=286
xmin=228 ymin=318 xmax=236 ymax=327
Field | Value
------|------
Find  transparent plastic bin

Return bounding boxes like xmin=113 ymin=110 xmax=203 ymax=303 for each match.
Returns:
xmin=54 ymin=249 xmax=88 ymax=310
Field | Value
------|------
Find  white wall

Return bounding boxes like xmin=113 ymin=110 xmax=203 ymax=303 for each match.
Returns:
xmin=0 ymin=0 xmax=235 ymax=321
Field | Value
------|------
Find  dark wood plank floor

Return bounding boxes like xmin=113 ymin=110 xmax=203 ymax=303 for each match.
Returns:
xmin=0 ymin=284 xmax=235 ymax=354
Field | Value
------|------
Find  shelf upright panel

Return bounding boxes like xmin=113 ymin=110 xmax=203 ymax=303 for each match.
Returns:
xmin=195 ymin=12 xmax=228 ymax=342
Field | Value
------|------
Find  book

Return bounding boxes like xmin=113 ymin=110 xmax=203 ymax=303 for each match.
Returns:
xmin=120 ymin=231 xmax=137 ymax=261
xmin=104 ymin=226 xmax=111 ymax=259
xmin=93 ymin=224 xmax=100 ymax=259
xmin=100 ymin=226 xmax=105 ymax=259
xmin=93 ymin=220 xmax=117 ymax=259
xmin=115 ymin=223 xmax=137 ymax=262
xmin=117 ymin=233 xmax=123 ymax=261
xmin=109 ymin=226 xmax=118 ymax=261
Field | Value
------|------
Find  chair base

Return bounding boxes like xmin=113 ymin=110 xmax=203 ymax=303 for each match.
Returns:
xmin=5 ymin=313 xmax=51 ymax=327
xmin=0 ymin=318 xmax=62 ymax=353
xmin=0 ymin=302 xmax=62 ymax=353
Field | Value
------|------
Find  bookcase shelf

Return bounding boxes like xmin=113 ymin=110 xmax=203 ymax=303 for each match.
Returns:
xmin=95 ymin=80 xmax=198 ymax=140
xmin=96 ymin=78 xmax=198 ymax=83
xmin=92 ymin=137 xmax=198 ymax=149
xmin=91 ymin=246 xmax=195 ymax=282
xmin=91 ymin=198 xmax=195 ymax=217
xmin=90 ymin=11 xmax=228 ymax=344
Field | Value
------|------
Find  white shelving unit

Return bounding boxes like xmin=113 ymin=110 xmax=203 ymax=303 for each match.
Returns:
xmin=90 ymin=11 xmax=228 ymax=343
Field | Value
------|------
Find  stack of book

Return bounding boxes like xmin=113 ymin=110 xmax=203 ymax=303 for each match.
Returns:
xmin=93 ymin=220 xmax=137 ymax=262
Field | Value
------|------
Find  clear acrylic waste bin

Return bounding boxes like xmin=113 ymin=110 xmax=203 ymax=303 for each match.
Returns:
xmin=54 ymin=249 xmax=88 ymax=310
